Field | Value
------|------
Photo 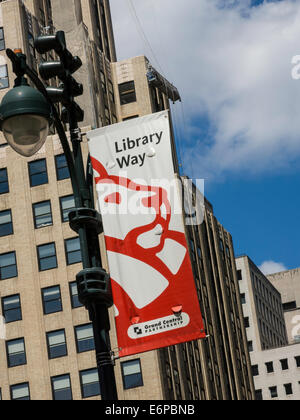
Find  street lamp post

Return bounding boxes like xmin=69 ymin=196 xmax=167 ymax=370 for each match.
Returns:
xmin=0 ymin=34 xmax=118 ymax=401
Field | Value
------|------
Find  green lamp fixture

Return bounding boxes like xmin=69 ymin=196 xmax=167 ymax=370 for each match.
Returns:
xmin=0 ymin=51 xmax=51 ymax=157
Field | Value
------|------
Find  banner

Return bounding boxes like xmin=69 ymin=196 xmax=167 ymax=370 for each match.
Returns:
xmin=87 ymin=111 xmax=205 ymax=358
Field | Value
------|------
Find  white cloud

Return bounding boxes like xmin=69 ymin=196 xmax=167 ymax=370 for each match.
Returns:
xmin=259 ymin=260 xmax=287 ymax=275
xmin=110 ymin=0 xmax=300 ymax=179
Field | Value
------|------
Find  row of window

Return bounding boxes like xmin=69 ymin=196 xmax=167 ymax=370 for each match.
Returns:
xmin=0 ymin=155 xmax=70 ymax=198
xmin=252 ymin=356 xmax=300 ymax=376
xmin=0 ymin=358 xmax=143 ymax=400
xmin=4 ymin=324 xmax=95 ymax=368
xmin=1 ymin=281 xmax=82 ymax=324
xmin=0 ymin=238 xmax=81 ymax=280
xmin=255 ymin=382 xmax=300 ymax=400
xmin=0 ymin=195 xmax=75 ymax=237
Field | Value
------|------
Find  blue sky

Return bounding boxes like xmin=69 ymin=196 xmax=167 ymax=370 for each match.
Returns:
xmin=110 ymin=0 xmax=300 ymax=274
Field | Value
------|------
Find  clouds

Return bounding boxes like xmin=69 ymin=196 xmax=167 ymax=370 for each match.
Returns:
xmin=110 ymin=0 xmax=300 ymax=179
xmin=259 ymin=260 xmax=288 ymax=274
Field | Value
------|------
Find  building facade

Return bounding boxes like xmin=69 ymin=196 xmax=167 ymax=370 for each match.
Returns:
xmin=267 ymin=268 xmax=300 ymax=345
xmin=236 ymin=256 xmax=300 ymax=400
xmin=0 ymin=0 xmax=254 ymax=400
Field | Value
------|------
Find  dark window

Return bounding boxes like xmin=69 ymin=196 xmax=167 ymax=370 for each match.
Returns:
xmin=123 ymin=115 xmax=139 ymax=121
xmin=69 ymin=282 xmax=83 ymax=309
xmin=295 ymin=356 xmax=300 ymax=368
xmin=33 ymin=201 xmax=52 ymax=228
xmin=6 ymin=338 xmax=26 ymax=367
xmin=37 ymin=243 xmax=57 ymax=271
xmin=284 ymin=383 xmax=293 ymax=396
xmin=283 ymin=301 xmax=297 ymax=311
xmin=269 ymin=386 xmax=278 ymax=399
xmin=0 ymin=252 xmax=17 ymax=280
xmin=248 ymin=341 xmax=253 ymax=352
xmin=55 ymin=154 xmax=70 ymax=181
xmin=2 ymin=294 xmax=22 ymax=323
xmin=80 ymin=369 xmax=101 ymax=398
xmin=252 ymin=365 xmax=259 ymax=377
xmin=60 ymin=195 xmax=75 ymax=223
xmin=121 ymin=359 xmax=143 ymax=390
xmin=237 ymin=270 xmax=242 ymax=280
xmin=75 ymin=324 xmax=95 ymax=353
xmin=255 ymin=389 xmax=263 ymax=401
xmin=0 ymin=64 xmax=9 ymax=89
xmin=244 ymin=317 xmax=250 ymax=328
xmin=0 ymin=28 xmax=5 ymax=51
xmin=51 ymin=374 xmax=72 ymax=400
xmin=280 ymin=359 xmax=289 ymax=371
xmin=65 ymin=237 xmax=82 ymax=265
xmin=240 ymin=293 xmax=246 ymax=304
xmin=42 ymin=286 xmax=62 ymax=315
xmin=0 ymin=210 xmax=13 ymax=237
xmin=266 ymin=361 xmax=274 ymax=373
xmin=119 ymin=81 xmax=136 ymax=105
xmin=0 ymin=168 xmax=9 ymax=194
xmin=46 ymin=330 xmax=67 ymax=359
xmin=28 ymin=159 xmax=48 ymax=187
xmin=10 ymin=383 xmax=30 ymax=400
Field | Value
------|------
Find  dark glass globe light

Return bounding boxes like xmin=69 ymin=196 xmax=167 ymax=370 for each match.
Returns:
xmin=0 ymin=84 xmax=51 ymax=157
xmin=2 ymin=114 xmax=49 ymax=157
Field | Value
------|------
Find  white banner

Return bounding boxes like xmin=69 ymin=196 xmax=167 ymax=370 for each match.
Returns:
xmin=87 ymin=111 xmax=205 ymax=357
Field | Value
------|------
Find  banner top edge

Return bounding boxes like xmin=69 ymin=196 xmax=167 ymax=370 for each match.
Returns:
xmin=86 ymin=110 xmax=169 ymax=141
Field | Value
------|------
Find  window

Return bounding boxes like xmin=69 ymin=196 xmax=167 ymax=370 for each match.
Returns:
xmin=51 ymin=374 xmax=72 ymax=400
xmin=28 ymin=159 xmax=48 ymax=187
xmin=6 ymin=338 xmax=26 ymax=367
xmin=69 ymin=282 xmax=83 ymax=309
xmin=280 ymin=359 xmax=289 ymax=371
xmin=237 ymin=270 xmax=242 ymax=280
xmin=248 ymin=341 xmax=253 ymax=352
xmin=119 ymin=81 xmax=136 ymax=105
xmin=269 ymin=386 xmax=278 ymax=399
xmin=0 ymin=210 xmax=13 ymax=237
xmin=33 ymin=201 xmax=52 ymax=228
xmin=10 ymin=383 xmax=30 ymax=400
xmin=123 ymin=115 xmax=139 ymax=121
xmin=295 ymin=356 xmax=300 ymax=368
xmin=46 ymin=330 xmax=67 ymax=359
xmin=0 ymin=64 xmax=9 ymax=89
xmin=244 ymin=317 xmax=250 ymax=328
xmin=255 ymin=389 xmax=263 ymax=401
xmin=0 ymin=27 xmax=5 ymax=51
xmin=121 ymin=359 xmax=143 ymax=390
xmin=60 ymin=195 xmax=75 ymax=223
xmin=0 ymin=252 xmax=17 ymax=280
xmin=65 ymin=237 xmax=82 ymax=265
xmin=42 ymin=286 xmax=62 ymax=315
xmin=80 ymin=369 xmax=101 ymax=398
xmin=240 ymin=293 xmax=246 ymax=304
xmin=2 ymin=295 xmax=22 ymax=323
xmin=251 ymin=365 xmax=259 ymax=377
xmin=266 ymin=361 xmax=274 ymax=373
xmin=37 ymin=243 xmax=57 ymax=271
xmin=283 ymin=301 xmax=297 ymax=311
xmin=0 ymin=168 xmax=9 ymax=194
xmin=55 ymin=154 xmax=70 ymax=181
xmin=75 ymin=324 xmax=95 ymax=353
xmin=284 ymin=383 xmax=293 ymax=396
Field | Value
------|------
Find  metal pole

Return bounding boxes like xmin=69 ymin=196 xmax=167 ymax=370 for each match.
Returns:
xmin=68 ymin=110 xmax=118 ymax=401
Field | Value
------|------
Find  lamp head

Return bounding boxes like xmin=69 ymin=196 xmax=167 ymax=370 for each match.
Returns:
xmin=0 ymin=84 xmax=51 ymax=157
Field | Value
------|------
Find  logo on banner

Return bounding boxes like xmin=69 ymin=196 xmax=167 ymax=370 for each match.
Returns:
xmin=128 ymin=313 xmax=190 ymax=339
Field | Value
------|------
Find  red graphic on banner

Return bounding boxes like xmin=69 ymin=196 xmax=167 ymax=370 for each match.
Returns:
xmin=91 ymin=156 xmax=206 ymax=358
